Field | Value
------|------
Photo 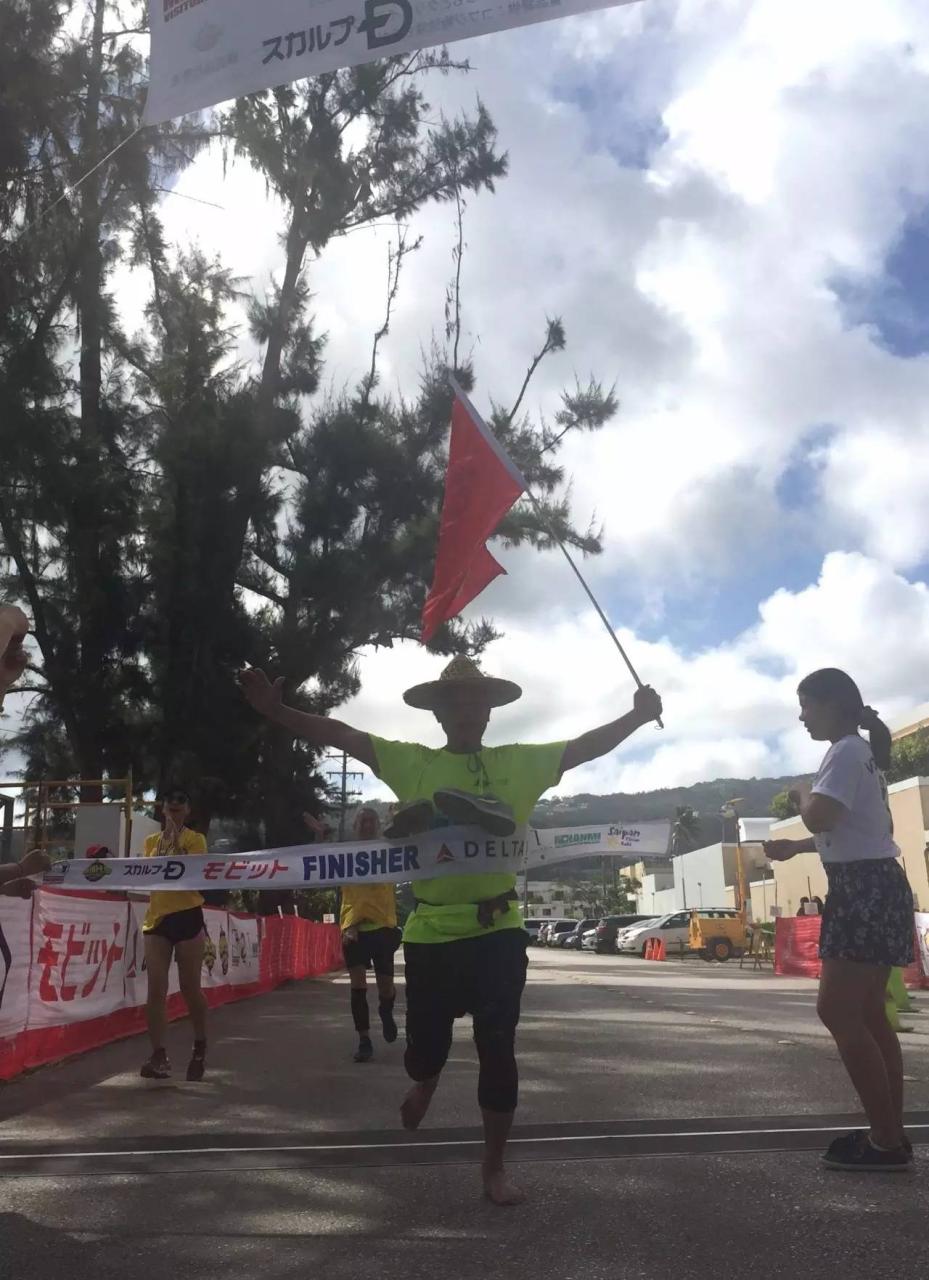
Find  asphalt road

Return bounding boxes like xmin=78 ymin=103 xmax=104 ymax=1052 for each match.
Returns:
xmin=2 ymin=947 xmax=927 ymax=1280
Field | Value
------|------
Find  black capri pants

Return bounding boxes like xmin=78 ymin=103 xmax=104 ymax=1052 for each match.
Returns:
xmin=403 ymin=928 xmax=528 ymax=1113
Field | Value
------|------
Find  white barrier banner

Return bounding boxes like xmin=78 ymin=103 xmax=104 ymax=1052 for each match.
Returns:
xmin=29 ymin=892 xmax=129 ymax=1026
xmin=124 ymin=900 xmax=149 ymax=1008
xmin=0 ymin=898 xmax=32 ymax=1041
xmin=916 ymin=912 xmax=929 ymax=978
xmin=145 ymin=0 xmax=642 ymax=124
xmin=201 ymin=907 xmax=230 ymax=987
xmin=228 ymin=914 xmax=262 ymax=985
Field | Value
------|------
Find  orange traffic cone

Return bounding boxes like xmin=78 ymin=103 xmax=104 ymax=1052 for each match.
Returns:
xmin=655 ymin=939 xmax=666 ymax=962
xmin=645 ymin=938 xmax=655 ymax=960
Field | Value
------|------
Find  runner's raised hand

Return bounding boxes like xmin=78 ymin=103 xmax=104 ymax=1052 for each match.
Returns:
xmin=0 ymin=604 xmax=29 ymax=697
xmin=240 ymin=668 xmax=284 ymax=718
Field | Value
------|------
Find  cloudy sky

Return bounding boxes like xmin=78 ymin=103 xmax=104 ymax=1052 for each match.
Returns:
xmin=146 ymin=0 xmax=929 ymax=804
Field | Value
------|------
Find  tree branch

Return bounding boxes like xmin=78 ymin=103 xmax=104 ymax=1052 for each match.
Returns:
xmin=445 ymin=187 xmax=466 ymax=372
xmin=361 ymin=223 xmax=421 ymax=408
xmin=506 ymin=318 xmax=566 ymax=425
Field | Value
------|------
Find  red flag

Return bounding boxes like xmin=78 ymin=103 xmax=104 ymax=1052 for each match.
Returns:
xmin=421 ymin=383 xmax=527 ymax=644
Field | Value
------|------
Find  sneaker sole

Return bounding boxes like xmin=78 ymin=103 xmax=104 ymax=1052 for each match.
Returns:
xmin=433 ymin=791 xmax=516 ymax=836
xmin=383 ymin=803 xmax=435 ymax=840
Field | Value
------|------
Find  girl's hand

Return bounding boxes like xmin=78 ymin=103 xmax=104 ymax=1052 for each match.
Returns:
xmin=763 ymin=839 xmax=798 ymax=862
xmin=788 ymin=782 xmax=811 ymax=810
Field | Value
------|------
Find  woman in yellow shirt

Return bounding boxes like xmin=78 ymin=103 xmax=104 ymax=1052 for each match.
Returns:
xmin=140 ymin=788 xmax=209 ymax=1082
xmin=311 ymin=807 xmax=400 ymax=1063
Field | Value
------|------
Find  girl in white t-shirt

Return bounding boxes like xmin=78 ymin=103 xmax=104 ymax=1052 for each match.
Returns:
xmin=764 ymin=668 xmax=913 ymax=1173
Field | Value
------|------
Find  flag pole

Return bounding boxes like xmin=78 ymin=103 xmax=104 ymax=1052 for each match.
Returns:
xmin=524 ymin=490 xmax=663 ymax=730
xmin=448 ymin=376 xmax=663 ymax=729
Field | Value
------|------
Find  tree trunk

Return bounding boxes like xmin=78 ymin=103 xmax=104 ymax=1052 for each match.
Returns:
xmin=70 ymin=0 xmax=108 ymax=799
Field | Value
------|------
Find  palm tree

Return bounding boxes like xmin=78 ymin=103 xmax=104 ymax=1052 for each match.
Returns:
xmin=669 ymin=806 xmax=702 ymax=856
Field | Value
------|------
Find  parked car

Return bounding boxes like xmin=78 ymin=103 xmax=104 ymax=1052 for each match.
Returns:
xmin=580 ymin=927 xmax=599 ymax=951
xmin=521 ymin=917 xmax=547 ymax=944
xmin=595 ymin=914 xmax=657 ymax=954
xmin=545 ymin=919 xmax=578 ymax=947
xmin=562 ymin=918 xmax=600 ymax=950
xmin=617 ymin=908 xmax=741 ymax=957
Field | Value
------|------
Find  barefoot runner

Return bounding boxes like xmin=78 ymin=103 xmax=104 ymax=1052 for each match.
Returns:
xmin=242 ymin=654 xmax=661 ymax=1204
xmin=140 ymin=789 xmax=210 ymax=1082
xmin=764 ymin=669 xmax=913 ymax=1172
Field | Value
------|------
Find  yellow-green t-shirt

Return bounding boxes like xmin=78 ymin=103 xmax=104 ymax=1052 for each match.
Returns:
xmin=142 ymin=828 xmax=207 ymax=931
xmin=340 ymin=883 xmax=398 ymax=933
xmin=370 ymin=737 xmax=566 ymax=944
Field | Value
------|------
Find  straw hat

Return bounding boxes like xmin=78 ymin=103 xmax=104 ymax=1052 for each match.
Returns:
xmin=403 ymin=655 xmax=522 ymax=710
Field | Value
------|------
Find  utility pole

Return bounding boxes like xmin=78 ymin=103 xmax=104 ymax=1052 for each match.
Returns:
xmin=325 ymin=751 xmax=364 ymax=839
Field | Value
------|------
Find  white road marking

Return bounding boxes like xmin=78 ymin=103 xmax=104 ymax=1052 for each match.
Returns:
xmin=2 ymin=1121 xmax=926 ymax=1162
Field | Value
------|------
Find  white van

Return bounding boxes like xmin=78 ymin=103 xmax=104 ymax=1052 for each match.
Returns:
xmin=521 ymin=917 xmax=547 ymax=944
xmin=617 ymin=909 xmax=740 ymax=957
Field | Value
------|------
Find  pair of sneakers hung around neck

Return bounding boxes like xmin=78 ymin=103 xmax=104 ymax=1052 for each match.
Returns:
xmin=383 ymin=790 xmax=516 ymax=840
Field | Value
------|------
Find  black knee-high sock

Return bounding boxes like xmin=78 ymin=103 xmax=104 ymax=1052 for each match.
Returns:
xmin=351 ymin=988 xmax=370 ymax=1035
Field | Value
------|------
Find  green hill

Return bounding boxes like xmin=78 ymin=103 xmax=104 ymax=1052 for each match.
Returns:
xmin=531 ymin=775 xmax=798 ymax=833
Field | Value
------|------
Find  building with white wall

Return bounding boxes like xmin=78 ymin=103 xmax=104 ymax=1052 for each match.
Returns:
xmin=626 ymin=822 xmax=772 ymax=917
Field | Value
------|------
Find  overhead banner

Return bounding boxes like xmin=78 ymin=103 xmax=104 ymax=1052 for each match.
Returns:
xmin=145 ymin=0 xmax=642 ymax=124
xmin=531 ymin=822 xmax=669 ymax=863
xmin=42 ymin=820 xmax=668 ymax=893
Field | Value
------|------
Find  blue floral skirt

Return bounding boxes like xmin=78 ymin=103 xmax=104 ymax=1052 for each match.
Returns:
xmin=820 ymin=859 xmax=914 ymax=967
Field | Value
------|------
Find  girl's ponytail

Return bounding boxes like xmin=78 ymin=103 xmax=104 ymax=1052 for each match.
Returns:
xmin=858 ymin=705 xmax=892 ymax=772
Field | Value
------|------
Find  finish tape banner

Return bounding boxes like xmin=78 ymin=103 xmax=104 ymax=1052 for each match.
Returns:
xmin=145 ymin=0 xmax=642 ymax=124
xmin=42 ymin=821 xmax=668 ymax=893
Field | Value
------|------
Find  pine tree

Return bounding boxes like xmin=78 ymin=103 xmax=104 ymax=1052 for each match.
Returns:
xmin=0 ymin=0 xmax=207 ymax=798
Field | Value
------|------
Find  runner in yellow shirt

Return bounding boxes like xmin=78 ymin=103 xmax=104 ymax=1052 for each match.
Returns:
xmin=140 ymin=788 xmax=209 ymax=1082
xmin=335 ymin=807 xmax=401 ymax=1063
xmin=242 ymin=655 xmax=661 ymax=1205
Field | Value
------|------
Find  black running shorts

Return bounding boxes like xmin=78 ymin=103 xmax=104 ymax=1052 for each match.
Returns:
xmin=145 ymin=906 xmax=206 ymax=946
xmin=343 ymin=926 xmax=402 ymax=976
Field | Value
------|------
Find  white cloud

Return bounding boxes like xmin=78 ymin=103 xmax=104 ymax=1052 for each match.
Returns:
xmin=341 ymin=551 xmax=929 ymax=805
xmin=117 ymin=0 xmax=929 ymax=798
